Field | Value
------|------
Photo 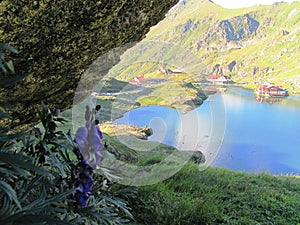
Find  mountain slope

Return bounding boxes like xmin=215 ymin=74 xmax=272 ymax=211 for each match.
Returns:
xmin=111 ymin=0 xmax=300 ymax=93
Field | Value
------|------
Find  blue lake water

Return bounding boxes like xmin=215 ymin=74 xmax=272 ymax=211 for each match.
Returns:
xmin=115 ymin=87 xmax=300 ymax=175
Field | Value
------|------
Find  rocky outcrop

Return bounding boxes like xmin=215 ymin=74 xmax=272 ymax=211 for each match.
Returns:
xmin=228 ymin=61 xmax=237 ymax=72
xmin=182 ymin=19 xmax=193 ymax=33
xmin=218 ymin=14 xmax=259 ymax=42
xmin=191 ymin=13 xmax=259 ymax=52
xmin=0 ymin=0 xmax=179 ymax=128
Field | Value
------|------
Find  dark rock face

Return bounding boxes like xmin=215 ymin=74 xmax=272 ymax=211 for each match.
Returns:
xmin=182 ymin=19 xmax=193 ymax=33
xmin=190 ymin=13 xmax=260 ymax=51
xmin=0 ymin=0 xmax=179 ymax=128
xmin=228 ymin=61 xmax=236 ymax=72
xmin=219 ymin=14 xmax=259 ymax=42
xmin=246 ymin=14 xmax=259 ymax=34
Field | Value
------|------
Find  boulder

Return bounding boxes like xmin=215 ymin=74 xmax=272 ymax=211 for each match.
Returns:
xmin=0 ymin=0 xmax=179 ymax=129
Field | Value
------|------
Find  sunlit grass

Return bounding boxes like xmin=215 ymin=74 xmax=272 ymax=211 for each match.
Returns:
xmin=129 ymin=163 xmax=300 ymax=224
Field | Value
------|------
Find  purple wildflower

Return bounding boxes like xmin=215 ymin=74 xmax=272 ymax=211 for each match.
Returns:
xmin=72 ymin=105 xmax=104 ymax=208
xmin=74 ymin=105 xmax=103 ymax=169
xmin=75 ymin=127 xmax=88 ymax=151
xmin=74 ymin=125 xmax=102 ymax=169
xmin=75 ymin=191 xmax=89 ymax=208
xmin=72 ymin=160 xmax=94 ymax=209
xmin=88 ymin=124 xmax=103 ymax=151
xmin=96 ymin=125 xmax=103 ymax=139
xmin=54 ymin=108 xmax=60 ymax=116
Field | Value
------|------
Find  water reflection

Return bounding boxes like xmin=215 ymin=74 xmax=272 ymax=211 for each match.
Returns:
xmin=254 ymin=95 xmax=284 ymax=104
xmin=212 ymin=87 xmax=300 ymax=175
xmin=114 ymin=87 xmax=300 ymax=175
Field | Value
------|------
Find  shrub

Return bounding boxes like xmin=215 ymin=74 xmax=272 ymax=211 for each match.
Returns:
xmin=0 ymin=42 xmax=134 ymax=224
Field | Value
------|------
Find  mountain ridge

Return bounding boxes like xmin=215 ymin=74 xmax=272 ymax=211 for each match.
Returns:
xmin=113 ymin=0 xmax=300 ymax=93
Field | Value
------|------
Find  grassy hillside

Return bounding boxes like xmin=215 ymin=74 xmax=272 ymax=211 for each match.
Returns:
xmin=129 ymin=162 xmax=300 ymax=225
xmin=108 ymin=0 xmax=300 ymax=94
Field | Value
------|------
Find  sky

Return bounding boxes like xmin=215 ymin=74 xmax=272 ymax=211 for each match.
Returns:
xmin=212 ymin=0 xmax=299 ymax=9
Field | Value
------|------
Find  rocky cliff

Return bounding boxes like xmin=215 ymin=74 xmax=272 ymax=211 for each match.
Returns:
xmin=0 ymin=0 xmax=179 ymax=128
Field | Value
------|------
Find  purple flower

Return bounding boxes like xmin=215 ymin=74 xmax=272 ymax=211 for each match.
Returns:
xmin=74 ymin=107 xmax=103 ymax=169
xmin=88 ymin=125 xmax=103 ymax=151
xmin=96 ymin=125 xmax=103 ymax=139
xmin=54 ymin=109 xmax=60 ymax=116
xmin=75 ymin=127 xmax=88 ymax=150
xmin=74 ymin=191 xmax=89 ymax=208
xmin=80 ymin=175 xmax=93 ymax=193
xmin=72 ymin=105 xmax=104 ymax=209
xmin=72 ymin=161 xmax=94 ymax=209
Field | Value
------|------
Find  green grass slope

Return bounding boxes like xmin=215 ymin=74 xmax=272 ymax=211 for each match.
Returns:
xmin=130 ymin=163 xmax=300 ymax=225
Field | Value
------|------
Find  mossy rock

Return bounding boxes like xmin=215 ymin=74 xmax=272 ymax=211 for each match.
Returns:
xmin=0 ymin=0 xmax=179 ymax=129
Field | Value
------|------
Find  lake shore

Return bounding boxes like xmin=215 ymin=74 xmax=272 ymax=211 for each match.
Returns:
xmin=97 ymin=85 xmax=300 ymax=176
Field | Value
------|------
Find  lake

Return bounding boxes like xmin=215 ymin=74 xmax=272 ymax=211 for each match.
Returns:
xmin=115 ymin=87 xmax=300 ymax=175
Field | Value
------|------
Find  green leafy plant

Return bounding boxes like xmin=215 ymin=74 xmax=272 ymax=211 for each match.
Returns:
xmin=0 ymin=42 xmax=17 ymax=74
xmin=0 ymin=43 xmax=134 ymax=224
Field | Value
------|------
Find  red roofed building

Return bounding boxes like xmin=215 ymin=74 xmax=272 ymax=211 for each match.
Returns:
xmin=207 ymin=74 xmax=229 ymax=83
xmin=255 ymin=84 xmax=288 ymax=97
xmin=130 ymin=75 xmax=147 ymax=85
